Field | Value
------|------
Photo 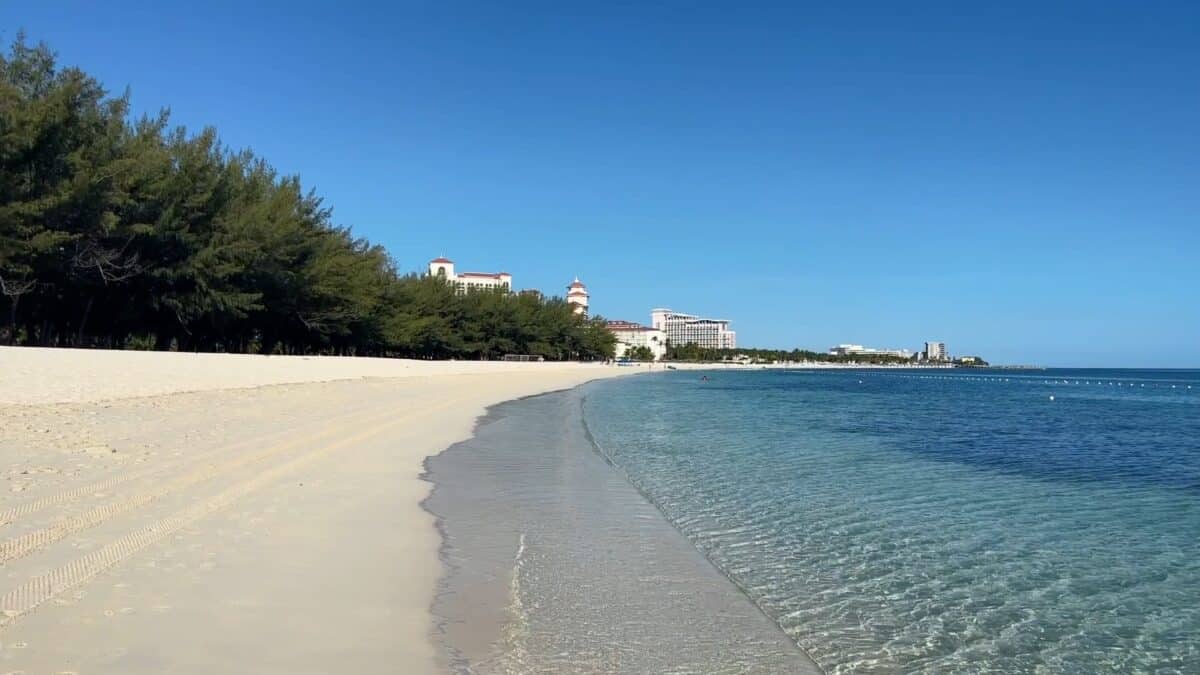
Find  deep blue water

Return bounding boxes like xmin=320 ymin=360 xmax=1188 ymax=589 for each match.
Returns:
xmin=582 ymin=368 xmax=1200 ymax=674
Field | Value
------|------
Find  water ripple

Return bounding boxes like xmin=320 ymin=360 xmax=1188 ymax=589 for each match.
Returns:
xmin=584 ymin=369 xmax=1200 ymax=674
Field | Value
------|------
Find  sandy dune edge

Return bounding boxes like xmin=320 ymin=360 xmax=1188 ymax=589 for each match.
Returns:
xmin=0 ymin=347 xmax=638 ymax=673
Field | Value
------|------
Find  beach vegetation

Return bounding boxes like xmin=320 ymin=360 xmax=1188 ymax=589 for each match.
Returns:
xmin=0 ymin=36 xmax=614 ymax=361
xmin=624 ymin=345 xmax=655 ymax=361
xmin=665 ymin=342 xmax=917 ymax=365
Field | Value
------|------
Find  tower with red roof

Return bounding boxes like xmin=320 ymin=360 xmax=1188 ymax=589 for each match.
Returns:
xmin=566 ymin=278 xmax=590 ymax=316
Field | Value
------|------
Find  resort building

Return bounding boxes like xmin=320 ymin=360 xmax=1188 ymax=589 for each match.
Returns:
xmin=566 ymin=278 xmax=590 ymax=316
xmin=829 ymin=344 xmax=914 ymax=359
xmin=925 ymin=341 xmax=947 ymax=361
xmin=650 ymin=308 xmax=736 ymax=350
xmin=428 ymin=257 xmax=512 ymax=294
xmin=606 ymin=320 xmax=666 ymax=361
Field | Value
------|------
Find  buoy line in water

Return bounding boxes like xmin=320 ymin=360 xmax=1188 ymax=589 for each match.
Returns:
xmin=810 ymin=370 xmax=1196 ymax=393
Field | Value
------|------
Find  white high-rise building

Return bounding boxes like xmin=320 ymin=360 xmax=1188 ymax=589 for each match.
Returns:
xmin=428 ymin=257 xmax=512 ymax=293
xmin=566 ymin=278 xmax=590 ymax=316
xmin=925 ymin=341 xmax=947 ymax=361
xmin=650 ymin=308 xmax=736 ymax=350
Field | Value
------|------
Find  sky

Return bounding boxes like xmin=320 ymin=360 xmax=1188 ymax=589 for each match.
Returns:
xmin=3 ymin=1 xmax=1197 ymax=366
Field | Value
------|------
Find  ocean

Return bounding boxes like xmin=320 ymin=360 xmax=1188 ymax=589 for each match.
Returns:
xmin=428 ymin=368 xmax=1199 ymax=674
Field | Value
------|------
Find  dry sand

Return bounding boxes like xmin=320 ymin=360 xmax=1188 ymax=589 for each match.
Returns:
xmin=0 ymin=346 xmax=639 ymax=673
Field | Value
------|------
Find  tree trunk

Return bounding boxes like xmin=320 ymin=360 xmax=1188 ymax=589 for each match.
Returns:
xmin=76 ymin=297 xmax=94 ymax=347
xmin=7 ymin=297 xmax=17 ymax=345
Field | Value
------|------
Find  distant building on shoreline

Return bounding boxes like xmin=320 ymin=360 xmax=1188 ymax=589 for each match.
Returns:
xmin=566 ymin=278 xmax=590 ymax=316
xmin=428 ymin=257 xmax=512 ymax=293
xmin=829 ymin=344 xmax=913 ymax=359
xmin=606 ymin=320 xmax=666 ymax=360
xmin=651 ymin=308 xmax=736 ymax=350
xmin=925 ymin=341 xmax=947 ymax=361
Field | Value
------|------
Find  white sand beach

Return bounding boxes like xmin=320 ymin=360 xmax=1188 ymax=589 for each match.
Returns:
xmin=0 ymin=346 xmax=637 ymax=674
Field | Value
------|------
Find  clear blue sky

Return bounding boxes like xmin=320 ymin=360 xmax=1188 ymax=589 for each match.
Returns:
xmin=4 ymin=1 xmax=1197 ymax=366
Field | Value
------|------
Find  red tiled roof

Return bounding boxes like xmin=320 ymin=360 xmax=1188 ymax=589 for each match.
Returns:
xmin=606 ymin=320 xmax=656 ymax=332
xmin=431 ymin=257 xmax=453 ymax=264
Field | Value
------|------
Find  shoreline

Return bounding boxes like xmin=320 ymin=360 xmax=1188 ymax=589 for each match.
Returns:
xmin=0 ymin=345 xmax=972 ymax=407
xmin=424 ymin=380 xmax=823 ymax=673
xmin=577 ymin=389 xmax=831 ymax=674
xmin=0 ymin=347 xmax=642 ymax=673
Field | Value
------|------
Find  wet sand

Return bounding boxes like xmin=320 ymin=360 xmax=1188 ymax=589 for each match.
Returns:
xmin=426 ymin=384 xmax=823 ymax=674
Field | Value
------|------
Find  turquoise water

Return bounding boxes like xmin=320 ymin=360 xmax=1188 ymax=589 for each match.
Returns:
xmin=583 ymin=369 xmax=1200 ymax=674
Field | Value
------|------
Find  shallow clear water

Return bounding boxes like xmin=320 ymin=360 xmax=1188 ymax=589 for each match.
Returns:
xmin=426 ymin=388 xmax=820 ymax=674
xmin=583 ymin=369 xmax=1200 ymax=674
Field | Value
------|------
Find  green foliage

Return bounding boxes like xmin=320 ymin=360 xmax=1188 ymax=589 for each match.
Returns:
xmin=123 ymin=334 xmax=156 ymax=351
xmin=0 ymin=37 xmax=613 ymax=361
xmin=624 ymin=345 xmax=655 ymax=361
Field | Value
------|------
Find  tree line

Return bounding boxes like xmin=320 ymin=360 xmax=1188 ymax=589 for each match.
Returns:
xmin=623 ymin=345 xmax=656 ymax=361
xmin=0 ymin=37 xmax=614 ymax=360
xmin=664 ymin=343 xmax=918 ymax=365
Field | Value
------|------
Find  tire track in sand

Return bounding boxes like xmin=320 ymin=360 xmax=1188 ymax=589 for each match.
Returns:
xmin=0 ymin=395 xmax=464 ymax=629
xmin=0 ymin=404 xmax=387 ymax=528
xmin=0 ymin=402 xmax=406 ymax=566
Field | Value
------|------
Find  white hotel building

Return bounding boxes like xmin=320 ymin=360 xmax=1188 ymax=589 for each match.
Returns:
xmin=428 ymin=257 xmax=512 ymax=293
xmin=650 ymin=308 xmax=736 ymax=350
xmin=925 ymin=341 xmax=948 ymax=361
xmin=829 ymin=344 xmax=913 ymax=359
xmin=606 ymin=320 xmax=667 ymax=361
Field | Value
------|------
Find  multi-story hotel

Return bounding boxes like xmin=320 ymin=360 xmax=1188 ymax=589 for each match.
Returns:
xmin=829 ymin=344 xmax=914 ymax=359
xmin=650 ymin=308 xmax=736 ymax=350
xmin=606 ymin=320 xmax=666 ymax=360
xmin=925 ymin=341 xmax=947 ymax=361
xmin=428 ymin=257 xmax=512 ymax=293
